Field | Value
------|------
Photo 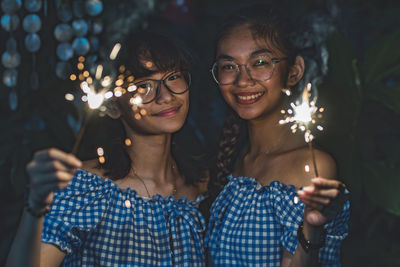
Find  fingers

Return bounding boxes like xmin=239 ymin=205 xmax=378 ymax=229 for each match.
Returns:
xmin=28 ymin=160 xmax=77 ymax=175
xmin=30 ymin=171 xmax=74 ymax=186
xmin=33 ymin=148 xmax=82 ymax=168
xmin=311 ymin=177 xmax=344 ymax=189
xmin=300 ymin=198 xmax=324 ymax=211
xmin=300 ymin=185 xmax=340 ymax=199
xmin=27 ymin=148 xmax=81 ymax=206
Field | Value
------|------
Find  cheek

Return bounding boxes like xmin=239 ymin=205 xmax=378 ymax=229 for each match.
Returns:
xmin=219 ymin=85 xmax=233 ymax=101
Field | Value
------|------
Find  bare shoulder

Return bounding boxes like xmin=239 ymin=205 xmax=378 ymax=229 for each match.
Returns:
xmin=312 ymin=148 xmax=337 ymax=179
xmin=284 ymin=147 xmax=337 ymax=188
xmin=81 ymin=159 xmax=107 ymax=178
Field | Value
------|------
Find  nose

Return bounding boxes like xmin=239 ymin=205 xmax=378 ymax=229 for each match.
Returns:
xmin=155 ymin=82 xmax=173 ymax=104
xmin=236 ymin=65 xmax=254 ymax=87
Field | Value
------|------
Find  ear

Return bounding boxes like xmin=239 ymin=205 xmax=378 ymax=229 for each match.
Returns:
xmin=286 ymin=56 xmax=305 ymax=87
xmin=104 ymin=100 xmax=121 ymax=119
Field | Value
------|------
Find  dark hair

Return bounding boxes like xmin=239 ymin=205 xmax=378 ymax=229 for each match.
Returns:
xmin=96 ymin=31 xmax=204 ymax=184
xmin=211 ymin=3 xmax=301 ymax=194
xmin=215 ymin=3 xmax=299 ymax=71
xmin=120 ymin=30 xmax=195 ymax=78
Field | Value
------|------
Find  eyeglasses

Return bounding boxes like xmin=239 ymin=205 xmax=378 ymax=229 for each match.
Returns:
xmin=211 ymin=55 xmax=288 ymax=85
xmin=133 ymin=71 xmax=191 ymax=104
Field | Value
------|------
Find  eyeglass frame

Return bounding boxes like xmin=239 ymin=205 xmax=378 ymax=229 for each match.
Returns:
xmin=210 ymin=55 xmax=288 ymax=85
xmin=133 ymin=71 xmax=191 ymax=104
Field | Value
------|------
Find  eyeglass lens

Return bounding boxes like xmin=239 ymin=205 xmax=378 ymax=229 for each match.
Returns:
xmin=212 ymin=55 xmax=275 ymax=85
xmin=134 ymin=71 xmax=190 ymax=103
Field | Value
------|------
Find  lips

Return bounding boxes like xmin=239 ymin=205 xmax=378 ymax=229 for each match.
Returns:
xmin=235 ymin=91 xmax=265 ymax=104
xmin=154 ymin=106 xmax=180 ymax=117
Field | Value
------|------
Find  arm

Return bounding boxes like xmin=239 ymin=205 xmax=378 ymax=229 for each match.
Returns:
xmin=6 ymin=210 xmax=65 ymax=267
xmin=282 ymin=151 xmax=345 ymax=267
xmin=6 ymin=149 xmax=82 ymax=267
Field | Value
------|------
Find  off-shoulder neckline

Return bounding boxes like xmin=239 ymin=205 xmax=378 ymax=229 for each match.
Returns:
xmin=75 ymin=169 xmax=205 ymax=205
xmin=227 ymin=174 xmax=298 ymax=191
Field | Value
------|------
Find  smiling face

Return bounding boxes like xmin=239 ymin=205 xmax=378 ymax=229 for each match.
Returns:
xmin=117 ymin=69 xmax=189 ymax=135
xmin=216 ymin=24 xmax=291 ymax=121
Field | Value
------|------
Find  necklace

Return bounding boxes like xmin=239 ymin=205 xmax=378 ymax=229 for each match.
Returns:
xmin=133 ymin=167 xmax=177 ymax=198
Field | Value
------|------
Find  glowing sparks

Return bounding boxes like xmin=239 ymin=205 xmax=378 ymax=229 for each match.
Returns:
xmin=305 ymin=165 xmax=310 ymax=173
xmin=101 ymin=76 xmax=112 ymax=87
xmin=282 ymin=88 xmax=291 ymax=96
xmin=97 ymin=147 xmax=104 ymax=156
xmin=280 ymin=83 xmax=324 ymax=179
xmin=65 ymin=93 xmax=75 ymax=101
xmin=125 ymin=138 xmax=132 ymax=146
xmin=67 ymin=43 xmax=128 ymax=157
xmin=145 ymin=61 xmax=153 ymax=68
xmin=124 ymin=199 xmax=131 ymax=208
xmin=127 ymin=85 xmax=137 ymax=92
xmin=97 ymin=147 xmax=105 ymax=164
xmin=104 ymin=91 xmax=113 ymax=99
xmin=279 ymin=83 xmax=324 ymax=143
xmin=109 ymin=43 xmax=121 ymax=60
xmin=130 ymin=96 xmax=143 ymax=105
xmin=95 ymin=64 xmax=103 ymax=80
xmin=87 ymin=91 xmax=104 ymax=109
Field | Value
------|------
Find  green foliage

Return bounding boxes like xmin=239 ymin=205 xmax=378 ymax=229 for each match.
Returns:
xmin=322 ymin=25 xmax=400 ymax=267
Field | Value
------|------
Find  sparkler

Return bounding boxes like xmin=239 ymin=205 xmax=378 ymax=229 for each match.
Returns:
xmin=66 ymin=43 xmax=149 ymax=157
xmin=279 ymin=83 xmax=324 ymax=177
xmin=67 ymin=43 xmax=123 ymax=156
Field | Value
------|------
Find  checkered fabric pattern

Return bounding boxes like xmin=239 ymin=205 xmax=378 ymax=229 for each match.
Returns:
xmin=206 ymin=175 xmax=350 ymax=267
xmin=42 ymin=169 xmax=206 ymax=266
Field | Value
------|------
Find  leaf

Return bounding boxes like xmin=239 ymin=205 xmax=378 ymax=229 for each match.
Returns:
xmin=365 ymin=84 xmax=400 ymax=115
xmin=363 ymin=30 xmax=400 ymax=85
xmin=363 ymin=161 xmax=400 ymax=216
xmin=325 ymin=31 xmax=359 ymax=93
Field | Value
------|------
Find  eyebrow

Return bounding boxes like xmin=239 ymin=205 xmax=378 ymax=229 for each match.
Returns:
xmin=216 ymin=48 xmax=274 ymax=61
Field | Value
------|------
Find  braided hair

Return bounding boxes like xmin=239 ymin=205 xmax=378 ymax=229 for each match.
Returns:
xmin=210 ymin=4 xmax=299 ymax=193
xmin=211 ymin=3 xmax=336 ymax=196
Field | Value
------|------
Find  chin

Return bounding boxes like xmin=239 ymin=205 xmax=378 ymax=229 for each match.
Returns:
xmin=154 ymin=119 xmax=186 ymax=134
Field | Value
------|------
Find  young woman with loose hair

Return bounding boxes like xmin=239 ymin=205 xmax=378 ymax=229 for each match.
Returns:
xmin=7 ymin=31 xmax=207 ymax=267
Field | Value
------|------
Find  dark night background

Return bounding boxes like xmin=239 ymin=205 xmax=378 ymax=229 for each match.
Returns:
xmin=0 ymin=0 xmax=399 ymax=266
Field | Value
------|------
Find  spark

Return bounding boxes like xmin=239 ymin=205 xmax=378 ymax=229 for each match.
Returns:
xmin=87 ymin=90 xmax=104 ymax=109
xmin=305 ymin=164 xmax=310 ymax=173
xmin=130 ymin=96 xmax=143 ymax=105
xmin=279 ymin=83 xmax=323 ymax=143
xmin=109 ymin=43 xmax=121 ymax=60
xmin=95 ymin=65 xmax=103 ymax=80
xmin=97 ymin=147 xmax=104 ymax=156
xmin=125 ymin=138 xmax=132 ymax=146
xmin=65 ymin=93 xmax=75 ymax=101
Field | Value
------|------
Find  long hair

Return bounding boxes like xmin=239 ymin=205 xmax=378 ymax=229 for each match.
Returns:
xmin=97 ymin=31 xmax=204 ymax=184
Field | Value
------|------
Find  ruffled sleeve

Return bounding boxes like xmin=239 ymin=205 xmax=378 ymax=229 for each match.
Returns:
xmin=41 ymin=169 xmax=113 ymax=254
xmin=269 ymin=182 xmax=350 ymax=266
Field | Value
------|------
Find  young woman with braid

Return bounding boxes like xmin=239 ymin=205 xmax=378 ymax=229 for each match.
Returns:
xmin=206 ymin=4 xmax=350 ymax=267
xmin=6 ymin=31 xmax=207 ymax=266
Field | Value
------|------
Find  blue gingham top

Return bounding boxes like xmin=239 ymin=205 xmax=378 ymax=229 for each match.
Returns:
xmin=206 ymin=175 xmax=350 ymax=267
xmin=42 ymin=169 xmax=206 ymax=266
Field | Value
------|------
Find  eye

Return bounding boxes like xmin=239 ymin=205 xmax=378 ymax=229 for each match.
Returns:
xmin=253 ymin=58 xmax=270 ymax=66
xmin=167 ymin=73 xmax=182 ymax=81
xmin=219 ymin=62 xmax=236 ymax=71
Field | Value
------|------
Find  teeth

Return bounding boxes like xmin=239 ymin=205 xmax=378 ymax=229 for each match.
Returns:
xmin=237 ymin=92 xmax=263 ymax=100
